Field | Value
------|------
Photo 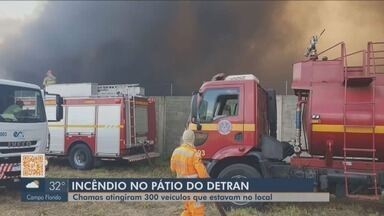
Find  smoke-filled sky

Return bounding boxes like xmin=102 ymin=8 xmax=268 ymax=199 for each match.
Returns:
xmin=0 ymin=1 xmax=383 ymax=95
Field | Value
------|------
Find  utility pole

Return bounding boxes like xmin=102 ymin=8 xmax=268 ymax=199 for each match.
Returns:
xmin=170 ymin=81 xmax=174 ymax=96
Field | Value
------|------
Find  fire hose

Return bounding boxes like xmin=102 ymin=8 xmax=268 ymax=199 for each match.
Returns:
xmin=141 ymin=141 xmax=153 ymax=167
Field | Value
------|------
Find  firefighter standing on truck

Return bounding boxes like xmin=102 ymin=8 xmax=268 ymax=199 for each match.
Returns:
xmin=171 ymin=129 xmax=209 ymax=216
xmin=43 ymin=69 xmax=57 ymax=88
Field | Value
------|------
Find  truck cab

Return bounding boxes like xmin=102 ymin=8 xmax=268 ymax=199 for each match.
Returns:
xmin=0 ymin=79 xmax=62 ymax=183
xmin=189 ymin=74 xmax=292 ymax=179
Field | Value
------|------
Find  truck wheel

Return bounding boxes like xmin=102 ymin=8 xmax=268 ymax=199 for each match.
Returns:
xmin=68 ymin=143 xmax=94 ymax=170
xmin=218 ymin=163 xmax=262 ymax=209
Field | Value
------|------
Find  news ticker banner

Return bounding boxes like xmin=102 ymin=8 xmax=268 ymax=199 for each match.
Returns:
xmin=21 ymin=178 xmax=329 ymax=202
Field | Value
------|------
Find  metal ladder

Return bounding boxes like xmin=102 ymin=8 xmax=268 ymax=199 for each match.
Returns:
xmin=342 ymin=43 xmax=380 ymax=200
xmin=129 ymin=96 xmax=137 ymax=145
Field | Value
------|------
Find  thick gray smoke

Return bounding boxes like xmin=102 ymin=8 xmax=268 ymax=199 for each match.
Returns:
xmin=0 ymin=1 xmax=383 ymax=95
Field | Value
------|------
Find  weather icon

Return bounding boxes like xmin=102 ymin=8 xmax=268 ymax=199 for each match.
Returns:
xmin=26 ymin=180 xmax=39 ymax=189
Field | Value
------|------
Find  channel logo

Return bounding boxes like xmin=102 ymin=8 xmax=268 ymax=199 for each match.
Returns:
xmin=13 ymin=131 xmax=25 ymax=139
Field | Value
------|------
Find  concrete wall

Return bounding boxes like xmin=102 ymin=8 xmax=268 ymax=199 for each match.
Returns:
xmin=154 ymin=96 xmax=191 ymax=158
xmin=153 ymin=95 xmax=298 ymax=158
xmin=276 ymin=95 xmax=297 ymax=142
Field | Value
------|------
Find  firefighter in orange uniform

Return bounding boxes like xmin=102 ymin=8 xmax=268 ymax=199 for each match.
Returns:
xmin=171 ymin=129 xmax=210 ymax=216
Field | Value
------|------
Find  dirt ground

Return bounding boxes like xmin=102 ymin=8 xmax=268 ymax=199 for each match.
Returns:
xmin=0 ymin=158 xmax=383 ymax=216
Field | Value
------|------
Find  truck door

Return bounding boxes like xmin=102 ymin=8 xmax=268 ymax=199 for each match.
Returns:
xmin=96 ymin=105 xmax=121 ymax=156
xmin=193 ymin=85 xmax=244 ymax=159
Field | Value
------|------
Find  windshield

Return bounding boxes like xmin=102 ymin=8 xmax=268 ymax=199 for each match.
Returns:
xmin=198 ymin=88 xmax=239 ymax=123
xmin=0 ymin=84 xmax=46 ymax=123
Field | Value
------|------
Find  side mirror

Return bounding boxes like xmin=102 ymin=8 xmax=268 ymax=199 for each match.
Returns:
xmin=56 ymin=104 xmax=63 ymax=121
xmin=45 ymin=92 xmax=64 ymax=122
xmin=190 ymin=91 xmax=202 ymax=131
xmin=191 ymin=92 xmax=198 ymax=121
xmin=56 ymin=95 xmax=63 ymax=106
xmin=55 ymin=95 xmax=64 ymax=121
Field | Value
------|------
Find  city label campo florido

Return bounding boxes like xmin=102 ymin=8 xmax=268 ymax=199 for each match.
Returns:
xmin=71 ymin=180 xmax=250 ymax=192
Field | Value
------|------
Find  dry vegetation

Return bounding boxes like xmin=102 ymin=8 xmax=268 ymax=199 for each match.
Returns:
xmin=0 ymin=158 xmax=383 ymax=216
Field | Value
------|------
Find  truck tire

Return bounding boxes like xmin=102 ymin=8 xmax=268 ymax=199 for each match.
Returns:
xmin=218 ymin=163 xmax=262 ymax=209
xmin=68 ymin=143 xmax=94 ymax=170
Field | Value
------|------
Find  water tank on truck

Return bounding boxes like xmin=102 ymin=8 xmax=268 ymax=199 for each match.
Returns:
xmin=292 ymin=42 xmax=384 ymax=161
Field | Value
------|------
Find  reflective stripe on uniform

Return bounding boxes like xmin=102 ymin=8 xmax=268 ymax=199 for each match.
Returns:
xmin=171 ymin=143 xmax=209 ymax=179
xmin=171 ymin=145 xmax=198 ymax=176
xmin=173 ymin=147 xmax=194 ymax=157
xmin=43 ymin=76 xmax=56 ymax=87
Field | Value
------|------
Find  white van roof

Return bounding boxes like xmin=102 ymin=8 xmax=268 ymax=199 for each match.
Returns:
xmin=0 ymin=79 xmax=40 ymax=90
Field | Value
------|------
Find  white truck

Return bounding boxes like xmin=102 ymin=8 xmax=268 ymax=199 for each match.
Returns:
xmin=0 ymin=79 xmax=62 ymax=185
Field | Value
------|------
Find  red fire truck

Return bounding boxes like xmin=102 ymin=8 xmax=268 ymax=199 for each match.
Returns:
xmin=45 ymin=83 xmax=158 ymax=170
xmin=188 ymin=41 xmax=384 ymax=205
